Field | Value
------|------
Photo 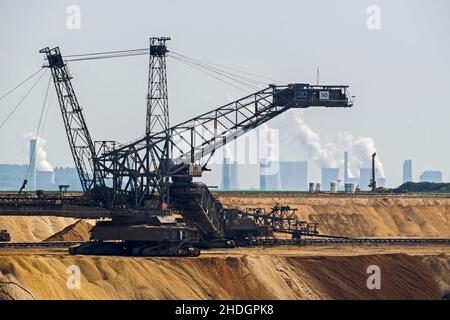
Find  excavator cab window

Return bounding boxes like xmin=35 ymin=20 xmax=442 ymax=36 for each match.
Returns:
xmin=294 ymin=90 xmax=308 ymax=99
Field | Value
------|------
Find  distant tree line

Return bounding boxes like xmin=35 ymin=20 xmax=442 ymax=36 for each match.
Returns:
xmin=398 ymin=182 xmax=450 ymax=193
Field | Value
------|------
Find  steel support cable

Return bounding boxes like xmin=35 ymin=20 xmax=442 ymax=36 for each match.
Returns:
xmin=0 ymin=68 xmax=44 ymax=103
xmin=170 ymin=55 xmax=258 ymax=92
xmin=169 ymin=55 xmax=252 ymax=93
xmin=170 ymin=52 xmax=267 ymax=87
xmin=169 ymin=52 xmax=265 ymax=88
xmin=0 ymin=69 xmax=48 ymax=130
xmin=66 ymin=48 xmax=259 ymax=91
xmin=63 ymin=47 xmax=149 ymax=58
xmin=66 ymin=51 xmax=150 ymax=62
xmin=22 ymin=73 xmax=52 ymax=186
xmin=170 ymin=50 xmax=280 ymax=84
xmin=39 ymin=84 xmax=52 ymax=137
xmin=168 ymin=53 xmax=262 ymax=90
xmin=62 ymin=47 xmax=279 ymax=85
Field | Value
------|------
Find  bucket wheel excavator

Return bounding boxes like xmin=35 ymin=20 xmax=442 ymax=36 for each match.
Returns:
xmin=36 ymin=38 xmax=353 ymax=256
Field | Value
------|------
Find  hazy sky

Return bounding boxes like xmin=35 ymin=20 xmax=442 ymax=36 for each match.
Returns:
xmin=0 ymin=0 xmax=449 ymax=187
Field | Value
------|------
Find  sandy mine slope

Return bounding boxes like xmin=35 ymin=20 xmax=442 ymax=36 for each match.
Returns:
xmin=0 ymin=248 xmax=448 ymax=300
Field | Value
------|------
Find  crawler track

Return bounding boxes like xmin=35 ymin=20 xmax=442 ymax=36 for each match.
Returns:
xmin=1 ymin=238 xmax=450 ymax=251
xmin=251 ymin=237 xmax=450 ymax=246
xmin=0 ymin=241 xmax=82 ymax=248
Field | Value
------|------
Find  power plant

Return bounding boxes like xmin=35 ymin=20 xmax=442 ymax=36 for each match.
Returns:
xmin=403 ymin=160 xmax=413 ymax=183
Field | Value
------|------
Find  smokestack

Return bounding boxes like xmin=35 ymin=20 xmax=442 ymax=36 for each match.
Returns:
xmin=370 ymin=152 xmax=377 ymax=191
xmin=344 ymin=151 xmax=349 ymax=184
xmin=29 ymin=139 xmax=37 ymax=191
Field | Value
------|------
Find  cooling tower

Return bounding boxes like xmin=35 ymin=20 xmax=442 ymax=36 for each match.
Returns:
xmin=259 ymin=160 xmax=281 ymax=191
xmin=359 ymin=168 xmax=372 ymax=191
xmin=280 ymin=161 xmax=308 ymax=191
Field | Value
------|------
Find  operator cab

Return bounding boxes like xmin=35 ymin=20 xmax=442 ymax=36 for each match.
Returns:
xmin=273 ymin=83 xmax=353 ymax=108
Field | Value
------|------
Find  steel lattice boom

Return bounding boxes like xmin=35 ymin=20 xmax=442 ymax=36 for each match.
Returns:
xmin=96 ymin=83 xmax=353 ymax=208
xmin=39 ymin=47 xmax=105 ymax=194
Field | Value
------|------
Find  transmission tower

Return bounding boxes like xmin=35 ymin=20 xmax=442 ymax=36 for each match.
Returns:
xmin=146 ymin=37 xmax=170 ymax=135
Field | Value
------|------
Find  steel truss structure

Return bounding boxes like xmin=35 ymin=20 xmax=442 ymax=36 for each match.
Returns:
xmin=39 ymin=47 xmax=105 ymax=194
xmin=245 ymin=205 xmax=319 ymax=237
xmin=146 ymin=37 xmax=170 ymax=135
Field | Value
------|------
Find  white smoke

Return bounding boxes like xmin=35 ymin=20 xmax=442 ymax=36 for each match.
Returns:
xmin=23 ymin=133 xmax=53 ymax=172
xmin=275 ymin=112 xmax=385 ymax=178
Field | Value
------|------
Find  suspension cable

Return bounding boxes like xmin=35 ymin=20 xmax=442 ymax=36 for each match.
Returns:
xmin=170 ymin=56 xmax=258 ymax=91
xmin=170 ymin=52 xmax=266 ymax=86
xmin=21 ymin=73 xmax=52 ymax=189
xmin=169 ymin=53 xmax=262 ymax=90
xmin=64 ymin=48 xmax=150 ymax=62
xmin=170 ymin=50 xmax=280 ymax=84
xmin=0 ymin=69 xmax=44 ymax=103
xmin=66 ymin=51 xmax=150 ymax=62
xmin=0 ymin=69 xmax=48 ymax=130
xmin=64 ymin=47 xmax=148 ymax=58
xmin=169 ymin=55 xmax=252 ymax=93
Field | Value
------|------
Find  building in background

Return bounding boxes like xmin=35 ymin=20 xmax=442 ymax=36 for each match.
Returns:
xmin=377 ymin=177 xmax=386 ymax=188
xmin=359 ymin=168 xmax=385 ymax=190
xmin=359 ymin=168 xmax=372 ymax=191
xmin=36 ymin=170 xmax=55 ymax=190
xmin=0 ymin=165 xmax=82 ymax=191
xmin=260 ymin=160 xmax=281 ymax=191
xmin=0 ymin=164 xmax=27 ymax=191
xmin=220 ymin=157 xmax=231 ymax=190
xmin=321 ymin=168 xmax=339 ymax=191
xmin=220 ymin=157 xmax=239 ymax=190
xmin=229 ymin=162 xmax=238 ymax=190
xmin=403 ymin=159 xmax=413 ymax=183
xmin=53 ymin=167 xmax=82 ymax=190
xmin=420 ymin=170 xmax=442 ymax=183
xmin=280 ymin=161 xmax=308 ymax=191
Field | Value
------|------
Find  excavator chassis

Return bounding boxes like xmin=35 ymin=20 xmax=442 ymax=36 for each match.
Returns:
xmin=64 ymin=209 xmax=202 ymax=256
xmin=69 ymin=240 xmax=200 ymax=257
